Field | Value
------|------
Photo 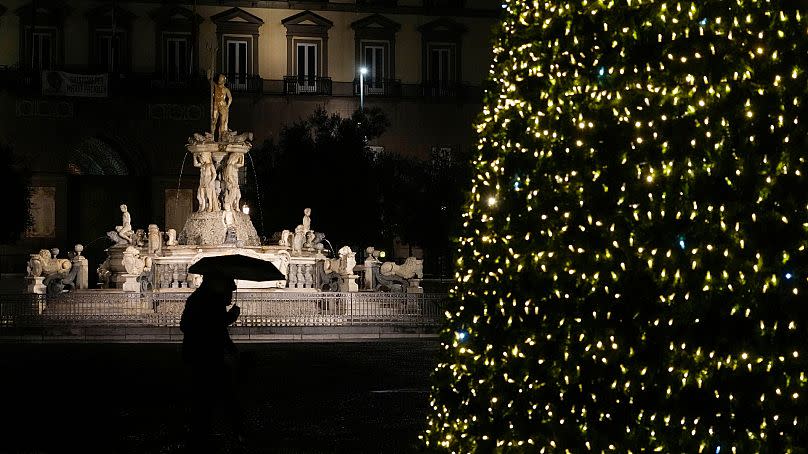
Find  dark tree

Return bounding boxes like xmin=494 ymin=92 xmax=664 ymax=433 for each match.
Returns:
xmin=0 ymin=143 xmax=32 ymax=243
xmin=248 ymin=107 xmax=389 ymax=248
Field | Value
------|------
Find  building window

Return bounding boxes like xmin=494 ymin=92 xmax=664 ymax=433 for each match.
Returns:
xmin=297 ymin=42 xmax=317 ymax=79
xmin=165 ymin=34 xmax=190 ymax=82
xmin=94 ymin=31 xmax=126 ymax=72
xmin=352 ymin=15 xmax=401 ymax=97
xmin=15 ymin=2 xmax=67 ymax=70
xmin=282 ymin=11 xmax=333 ymax=95
xmin=363 ymin=44 xmax=385 ymax=83
xmin=150 ymin=5 xmax=201 ymax=81
xmin=428 ymin=44 xmax=454 ymax=85
xmin=87 ymin=4 xmax=134 ymax=72
xmin=418 ymin=18 xmax=467 ymax=97
xmin=225 ymin=39 xmax=248 ymax=88
xmin=212 ymin=8 xmax=263 ymax=92
xmin=30 ymin=30 xmax=54 ymax=69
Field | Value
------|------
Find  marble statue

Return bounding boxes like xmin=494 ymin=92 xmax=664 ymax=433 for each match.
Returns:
xmin=302 ymin=208 xmax=312 ymax=232
xmin=148 ymin=224 xmax=161 ymax=254
xmin=380 ymin=256 xmax=423 ymax=279
xmin=26 ymin=249 xmax=71 ymax=277
xmin=122 ymin=246 xmax=152 ymax=276
xmin=107 ymin=204 xmax=134 ymax=245
xmin=323 ymin=246 xmax=357 ymax=276
xmin=363 ymin=247 xmax=382 ymax=290
xmin=194 ymin=151 xmax=219 ymax=212
xmin=121 ymin=246 xmax=152 ymax=292
xmin=223 ymin=153 xmax=244 ymax=212
xmin=292 ymin=225 xmax=305 ymax=255
xmin=166 ymin=229 xmax=178 ymax=246
xmin=221 ymin=130 xmax=253 ymax=144
xmin=134 ymin=229 xmax=147 ymax=247
xmin=188 ymin=132 xmax=215 ymax=145
xmin=313 ymin=232 xmax=328 ymax=255
xmin=304 ymin=231 xmax=315 ymax=250
xmin=279 ymin=229 xmax=292 ymax=247
xmin=44 ymin=265 xmax=80 ymax=297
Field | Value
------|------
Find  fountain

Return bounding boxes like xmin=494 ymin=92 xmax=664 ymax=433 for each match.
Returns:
xmin=23 ymin=56 xmax=423 ymax=295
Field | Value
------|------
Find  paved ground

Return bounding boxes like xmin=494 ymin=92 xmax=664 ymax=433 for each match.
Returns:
xmin=0 ymin=341 xmax=440 ymax=454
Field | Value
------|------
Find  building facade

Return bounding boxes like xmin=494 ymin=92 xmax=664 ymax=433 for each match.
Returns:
xmin=0 ymin=0 xmax=498 ymax=274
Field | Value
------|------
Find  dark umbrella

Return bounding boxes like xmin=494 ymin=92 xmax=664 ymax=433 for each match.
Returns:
xmin=188 ymin=254 xmax=286 ymax=281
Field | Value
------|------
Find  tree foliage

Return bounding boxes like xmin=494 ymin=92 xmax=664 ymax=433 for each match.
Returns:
xmin=248 ymin=107 xmax=468 ymax=267
xmin=0 ymin=143 xmax=31 ymax=243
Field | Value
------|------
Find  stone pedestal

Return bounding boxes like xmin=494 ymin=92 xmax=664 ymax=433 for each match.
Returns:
xmin=407 ymin=278 xmax=424 ymax=294
xmin=72 ymin=256 xmax=88 ymax=290
xmin=179 ymin=211 xmax=259 ymax=246
xmin=338 ymin=274 xmax=359 ymax=292
xmin=26 ymin=276 xmax=46 ymax=294
xmin=121 ymin=274 xmax=140 ymax=293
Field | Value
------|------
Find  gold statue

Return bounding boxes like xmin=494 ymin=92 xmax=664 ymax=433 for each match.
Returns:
xmin=207 ymin=43 xmax=232 ymax=140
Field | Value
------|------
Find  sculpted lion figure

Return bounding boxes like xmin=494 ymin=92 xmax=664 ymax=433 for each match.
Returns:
xmin=380 ymin=257 xmax=423 ymax=279
xmin=26 ymin=249 xmax=71 ymax=278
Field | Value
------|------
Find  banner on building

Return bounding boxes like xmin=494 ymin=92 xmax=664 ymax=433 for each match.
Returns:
xmin=41 ymin=71 xmax=109 ymax=98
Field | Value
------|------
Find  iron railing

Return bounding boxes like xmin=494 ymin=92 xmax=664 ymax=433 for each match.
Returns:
xmin=353 ymin=78 xmax=402 ymax=97
xmin=0 ymin=292 xmax=447 ymax=327
xmin=222 ymin=72 xmax=262 ymax=93
xmin=283 ymin=76 xmax=332 ymax=95
xmin=422 ymin=80 xmax=464 ymax=98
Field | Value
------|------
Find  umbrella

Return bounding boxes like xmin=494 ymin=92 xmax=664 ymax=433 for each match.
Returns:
xmin=188 ymin=254 xmax=285 ymax=281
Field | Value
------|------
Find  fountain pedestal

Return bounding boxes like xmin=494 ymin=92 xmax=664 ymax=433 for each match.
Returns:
xmin=179 ymin=211 xmax=259 ymax=246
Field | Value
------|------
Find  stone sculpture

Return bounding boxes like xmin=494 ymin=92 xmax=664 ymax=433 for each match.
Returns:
xmin=26 ymin=249 xmax=71 ymax=278
xmin=188 ymin=132 xmax=215 ymax=145
xmin=165 ymin=229 xmax=178 ymax=246
xmin=107 ymin=204 xmax=134 ymax=245
xmin=377 ymin=257 xmax=424 ymax=293
xmin=148 ymin=224 xmax=161 ymax=254
xmin=321 ymin=246 xmax=359 ymax=292
xmin=26 ymin=249 xmax=73 ymax=294
xmin=292 ymin=225 xmax=305 ymax=255
xmin=380 ymin=257 xmax=423 ymax=279
xmin=363 ymin=247 xmax=382 ymax=290
xmin=193 ymin=151 xmax=219 ymax=212
xmin=121 ymin=246 xmax=152 ymax=292
xmin=122 ymin=246 xmax=151 ymax=275
xmin=279 ymin=229 xmax=292 ymax=247
xmin=44 ymin=265 xmax=80 ymax=297
xmin=221 ymin=130 xmax=253 ymax=144
xmin=302 ymin=208 xmax=312 ymax=233
xmin=223 ymin=153 xmax=244 ymax=212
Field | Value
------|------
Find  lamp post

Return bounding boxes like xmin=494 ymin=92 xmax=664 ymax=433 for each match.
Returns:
xmin=359 ymin=66 xmax=368 ymax=112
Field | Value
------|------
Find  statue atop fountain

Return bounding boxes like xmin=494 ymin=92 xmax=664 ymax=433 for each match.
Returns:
xmin=178 ymin=43 xmax=259 ymax=247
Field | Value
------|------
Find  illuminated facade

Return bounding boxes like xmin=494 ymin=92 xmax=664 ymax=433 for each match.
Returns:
xmin=0 ymin=0 xmax=498 ymax=267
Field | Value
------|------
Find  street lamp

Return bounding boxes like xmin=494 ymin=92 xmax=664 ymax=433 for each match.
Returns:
xmin=359 ymin=66 xmax=368 ymax=112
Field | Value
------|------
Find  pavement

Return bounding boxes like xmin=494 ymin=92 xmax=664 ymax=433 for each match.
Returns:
xmin=0 ymin=325 xmax=439 ymax=343
xmin=0 ymin=340 xmax=440 ymax=454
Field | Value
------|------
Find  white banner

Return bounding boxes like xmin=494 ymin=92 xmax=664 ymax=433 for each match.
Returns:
xmin=41 ymin=71 xmax=108 ymax=97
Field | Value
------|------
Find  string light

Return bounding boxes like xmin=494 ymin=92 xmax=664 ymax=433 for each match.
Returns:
xmin=424 ymin=0 xmax=808 ymax=452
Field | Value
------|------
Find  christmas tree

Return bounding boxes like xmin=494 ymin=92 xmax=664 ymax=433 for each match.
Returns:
xmin=424 ymin=1 xmax=808 ymax=451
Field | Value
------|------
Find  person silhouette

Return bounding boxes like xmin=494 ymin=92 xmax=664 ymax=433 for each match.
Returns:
xmin=180 ymin=273 xmax=242 ymax=450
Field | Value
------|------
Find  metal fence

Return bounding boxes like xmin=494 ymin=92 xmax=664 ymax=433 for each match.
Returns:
xmin=0 ymin=292 xmax=447 ymax=327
